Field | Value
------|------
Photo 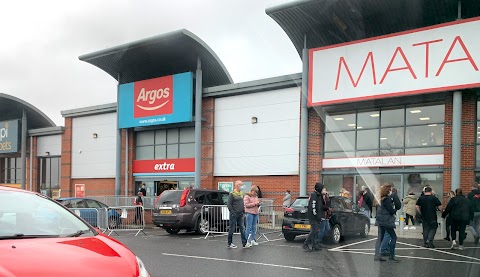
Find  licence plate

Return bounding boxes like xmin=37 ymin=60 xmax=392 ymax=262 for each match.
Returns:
xmin=160 ymin=210 xmax=172 ymax=215
xmin=294 ymin=224 xmax=311 ymax=229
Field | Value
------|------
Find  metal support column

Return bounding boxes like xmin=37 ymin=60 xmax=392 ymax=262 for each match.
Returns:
xmin=21 ymin=109 xmax=27 ymax=189
xmin=300 ymin=36 xmax=309 ymax=196
xmin=115 ymin=73 xmax=121 ymax=196
xmin=29 ymin=136 xmax=33 ymax=191
xmin=451 ymin=91 xmax=462 ymax=191
xmin=194 ymin=58 xmax=203 ymax=189
xmin=125 ymin=129 xmax=129 ymax=197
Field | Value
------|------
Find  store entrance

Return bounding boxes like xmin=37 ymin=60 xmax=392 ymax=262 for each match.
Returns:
xmin=135 ymin=179 xmax=195 ymax=196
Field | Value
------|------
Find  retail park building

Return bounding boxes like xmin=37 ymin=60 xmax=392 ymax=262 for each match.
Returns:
xmin=2 ymin=0 xmax=480 ymax=205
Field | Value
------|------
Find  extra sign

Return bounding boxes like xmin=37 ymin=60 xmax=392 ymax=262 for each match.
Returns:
xmin=308 ymin=17 xmax=480 ymax=106
xmin=118 ymin=72 xmax=193 ymax=128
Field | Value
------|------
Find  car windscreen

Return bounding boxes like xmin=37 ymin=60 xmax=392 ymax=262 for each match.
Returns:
xmin=156 ymin=190 xmax=183 ymax=205
xmin=0 ymin=191 xmax=91 ymax=238
xmin=291 ymin=198 xmax=308 ymax=208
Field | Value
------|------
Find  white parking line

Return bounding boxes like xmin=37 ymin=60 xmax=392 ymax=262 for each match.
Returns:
xmin=397 ymin=241 xmax=480 ymax=262
xmin=162 ymin=253 xmax=312 ymax=271
xmin=329 ymin=238 xmax=377 ymax=251
xmin=330 ymin=246 xmax=480 ymax=251
xmin=331 ymin=250 xmax=480 ymax=265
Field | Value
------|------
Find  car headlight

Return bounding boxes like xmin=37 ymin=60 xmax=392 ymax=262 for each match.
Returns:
xmin=136 ymin=256 xmax=149 ymax=277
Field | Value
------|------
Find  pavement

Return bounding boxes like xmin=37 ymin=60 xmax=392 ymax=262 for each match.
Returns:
xmin=115 ymin=227 xmax=480 ymax=277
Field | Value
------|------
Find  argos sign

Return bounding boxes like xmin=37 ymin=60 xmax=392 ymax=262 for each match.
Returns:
xmin=0 ymin=120 xmax=19 ymax=154
xmin=309 ymin=17 xmax=480 ymax=106
xmin=118 ymin=72 xmax=193 ymax=128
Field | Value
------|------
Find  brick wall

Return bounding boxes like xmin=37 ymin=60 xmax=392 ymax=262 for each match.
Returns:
xmin=201 ymin=97 xmax=215 ymax=188
xmin=120 ymin=128 xmax=135 ymax=195
xmin=61 ymin=117 xmax=73 ymax=196
xmin=72 ymin=178 xmax=116 ymax=196
xmin=307 ymin=108 xmax=322 ymax=193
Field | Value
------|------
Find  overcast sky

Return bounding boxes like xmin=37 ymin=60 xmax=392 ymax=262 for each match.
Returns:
xmin=0 ymin=0 xmax=302 ymax=126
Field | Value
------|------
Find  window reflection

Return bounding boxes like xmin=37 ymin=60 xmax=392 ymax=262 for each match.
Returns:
xmin=325 ymin=113 xmax=356 ymax=132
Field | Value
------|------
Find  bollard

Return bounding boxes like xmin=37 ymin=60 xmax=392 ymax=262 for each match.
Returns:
xmin=271 ymin=210 xmax=276 ymax=228
xmin=399 ymin=215 xmax=405 ymax=236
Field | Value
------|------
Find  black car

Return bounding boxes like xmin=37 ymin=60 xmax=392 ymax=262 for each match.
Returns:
xmin=153 ymin=189 xmax=230 ymax=235
xmin=282 ymin=196 xmax=370 ymax=244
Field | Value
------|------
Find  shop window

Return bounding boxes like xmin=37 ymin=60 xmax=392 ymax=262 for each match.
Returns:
xmin=324 ymin=131 xmax=355 ymax=152
xmin=136 ymin=131 xmax=154 ymax=146
xmin=179 ymin=143 xmax=195 ymax=158
xmin=357 ymin=110 xmax=380 ymax=129
xmin=356 ymin=150 xmax=379 ymax=157
xmin=325 ymin=113 xmax=356 ymax=132
xmin=324 ymin=152 xmax=354 ymax=158
xmin=0 ymin=157 xmax=21 ymax=184
xmin=406 ymin=105 xmax=445 ymax=125
xmin=135 ymin=127 xmax=195 ymax=160
xmin=136 ymin=146 xmax=154 ymax=160
xmin=403 ymin=173 xmax=443 ymax=199
xmin=356 ymin=129 xmax=379 ymax=150
xmin=381 ymin=108 xmax=404 ymax=127
xmin=380 ymin=127 xmax=404 ymax=148
xmin=38 ymin=157 xmax=60 ymax=198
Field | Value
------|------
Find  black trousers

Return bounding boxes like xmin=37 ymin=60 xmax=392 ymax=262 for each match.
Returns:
xmin=304 ymin=219 xmax=320 ymax=249
xmin=406 ymin=214 xmax=415 ymax=225
xmin=422 ymin=220 xmax=438 ymax=244
xmin=451 ymin=220 xmax=468 ymax=245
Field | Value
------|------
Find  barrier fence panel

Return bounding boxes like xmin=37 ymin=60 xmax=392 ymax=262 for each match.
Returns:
xmin=70 ymin=207 xmax=108 ymax=232
xmin=257 ymin=205 xmax=285 ymax=242
xmin=105 ymin=206 xmax=147 ymax=236
xmin=201 ymin=205 xmax=233 ymax=239
xmin=99 ymin=196 xmax=156 ymax=210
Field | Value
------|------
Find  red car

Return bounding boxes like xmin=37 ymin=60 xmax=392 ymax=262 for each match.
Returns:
xmin=0 ymin=186 xmax=150 ymax=277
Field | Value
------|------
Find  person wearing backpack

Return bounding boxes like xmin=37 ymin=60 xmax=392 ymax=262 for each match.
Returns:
xmin=442 ymin=189 xmax=474 ymax=250
xmin=467 ymin=182 xmax=480 ymax=245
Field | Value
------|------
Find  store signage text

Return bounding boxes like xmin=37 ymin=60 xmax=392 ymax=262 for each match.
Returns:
xmin=322 ymin=154 xmax=444 ymax=169
xmin=309 ymin=18 xmax=480 ymax=106
xmin=0 ymin=120 xmax=19 ymax=154
xmin=133 ymin=158 xmax=195 ymax=174
xmin=134 ymin=75 xmax=173 ymax=118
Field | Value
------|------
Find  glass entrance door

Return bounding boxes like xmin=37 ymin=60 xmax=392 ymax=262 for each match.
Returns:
xmin=354 ymin=174 xmax=403 ymax=219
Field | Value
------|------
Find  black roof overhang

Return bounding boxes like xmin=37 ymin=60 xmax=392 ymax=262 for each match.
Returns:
xmin=79 ymin=29 xmax=233 ymax=87
xmin=266 ymin=0 xmax=480 ymax=56
xmin=0 ymin=93 xmax=56 ymax=129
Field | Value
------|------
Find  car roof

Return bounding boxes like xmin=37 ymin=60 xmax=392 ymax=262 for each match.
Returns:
xmin=57 ymin=197 xmax=97 ymax=201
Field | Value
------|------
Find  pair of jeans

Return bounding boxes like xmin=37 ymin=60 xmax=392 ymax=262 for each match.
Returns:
xmin=468 ymin=212 xmax=480 ymax=238
xmin=244 ymin=213 xmax=258 ymax=243
xmin=304 ymin=219 xmax=320 ymax=249
xmin=374 ymin=226 xmax=397 ymax=258
xmin=228 ymin=212 xmax=247 ymax=246
xmin=317 ymin=219 xmax=329 ymax=242
xmin=380 ymin=232 xmax=391 ymax=253
xmin=422 ymin=220 xmax=438 ymax=244
xmin=451 ymin=220 xmax=468 ymax=245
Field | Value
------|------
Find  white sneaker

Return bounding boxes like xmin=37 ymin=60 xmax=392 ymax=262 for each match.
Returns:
xmin=251 ymin=240 xmax=259 ymax=246
xmin=409 ymin=226 xmax=416 ymax=230
xmin=244 ymin=243 xmax=251 ymax=248
xmin=404 ymin=226 xmax=409 ymax=230
xmin=450 ymin=240 xmax=457 ymax=249
xmin=228 ymin=244 xmax=237 ymax=249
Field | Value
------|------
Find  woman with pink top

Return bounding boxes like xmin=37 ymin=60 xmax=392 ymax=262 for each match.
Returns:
xmin=244 ymin=186 xmax=261 ymax=247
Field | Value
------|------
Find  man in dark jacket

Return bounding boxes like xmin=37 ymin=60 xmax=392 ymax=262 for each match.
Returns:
xmin=227 ymin=180 xmax=247 ymax=249
xmin=416 ymin=186 xmax=442 ymax=248
xmin=467 ymin=182 xmax=480 ymax=245
xmin=303 ymin=183 xmax=329 ymax=251
xmin=442 ymin=189 xmax=474 ymax=250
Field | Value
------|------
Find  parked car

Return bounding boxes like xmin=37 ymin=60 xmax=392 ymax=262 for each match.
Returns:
xmin=56 ymin=197 xmax=122 ymax=229
xmin=282 ymin=196 xmax=370 ymax=244
xmin=0 ymin=186 xmax=149 ymax=277
xmin=153 ymin=189 xmax=230 ymax=234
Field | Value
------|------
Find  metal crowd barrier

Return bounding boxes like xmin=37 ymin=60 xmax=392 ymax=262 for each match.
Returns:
xmin=89 ymin=196 xmax=156 ymax=210
xmin=201 ymin=205 xmax=233 ymax=239
xmin=257 ymin=205 xmax=284 ymax=241
xmin=70 ymin=206 xmax=146 ymax=237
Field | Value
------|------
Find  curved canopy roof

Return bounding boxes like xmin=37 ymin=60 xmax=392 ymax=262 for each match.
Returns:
xmin=79 ymin=29 xmax=233 ymax=87
xmin=267 ymin=0 xmax=480 ymax=57
xmin=0 ymin=93 xmax=56 ymax=129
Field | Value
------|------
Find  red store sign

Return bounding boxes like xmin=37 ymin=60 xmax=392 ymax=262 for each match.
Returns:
xmin=133 ymin=158 xmax=195 ymax=173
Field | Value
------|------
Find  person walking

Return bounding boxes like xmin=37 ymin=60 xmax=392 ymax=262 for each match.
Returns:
xmin=403 ymin=190 xmax=418 ymax=230
xmin=416 ymin=186 xmax=442 ymax=248
xmin=227 ymin=180 xmax=248 ymax=249
xmin=443 ymin=191 xmax=456 ymax=241
xmin=303 ymin=182 xmax=327 ymax=252
xmin=140 ymin=183 xmax=147 ymax=197
xmin=442 ymin=189 xmax=474 ymax=250
xmin=374 ymin=183 xmax=401 ymax=262
xmin=467 ymin=182 xmax=480 ymax=245
xmin=358 ymin=186 xmax=373 ymax=218
xmin=134 ymin=191 xmax=144 ymax=225
xmin=244 ymin=186 xmax=261 ymax=247
xmin=379 ymin=186 xmax=401 ymax=257
xmin=317 ymin=187 xmax=332 ymax=248
xmin=283 ymin=190 xmax=292 ymax=208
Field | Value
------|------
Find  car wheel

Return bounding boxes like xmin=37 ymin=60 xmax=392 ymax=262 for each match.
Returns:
xmin=360 ymin=221 xmax=370 ymax=238
xmin=195 ymin=217 xmax=209 ymax=235
xmin=331 ymin=224 xmax=341 ymax=244
xmin=165 ymin=228 xmax=180 ymax=234
xmin=284 ymin=233 xmax=296 ymax=241
xmin=108 ymin=217 xmax=118 ymax=229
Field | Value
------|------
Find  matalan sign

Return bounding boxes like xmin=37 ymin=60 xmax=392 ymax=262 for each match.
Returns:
xmin=322 ymin=154 xmax=444 ymax=169
xmin=309 ymin=17 xmax=480 ymax=106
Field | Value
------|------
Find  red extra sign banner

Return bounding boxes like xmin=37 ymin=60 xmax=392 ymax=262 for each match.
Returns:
xmin=133 ymin=158 xmax=195 ymax=173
